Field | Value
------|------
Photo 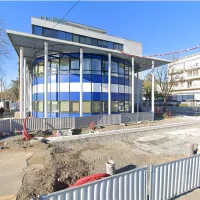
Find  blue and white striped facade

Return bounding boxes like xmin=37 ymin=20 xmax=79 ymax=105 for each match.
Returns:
xmin=32 ymin=53 xmax=134 ymax=118
xmin=7 ymin=17 xmax=170 ymax=119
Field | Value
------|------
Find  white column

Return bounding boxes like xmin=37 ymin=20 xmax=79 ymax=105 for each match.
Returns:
xmin=23 ymin=57 xmax=27 ymax=118
xmin=80 ymin=48 xmax=83 ymax=117
xmin=29 ymin=71 xmax=32 ymax=113
xmin=20 ymin=47 xmax=24 ymax=118
xmin=137 ymin=72 xmax=139 ymax=113
xmin=108 ymin=53 xmax=111 ymax=115
xmin=44 ymin=41 xmax=48 ymax=118
xmin=131 ymin=57 xmax=135 ymax=113
xmin=151 ymin=60 xmax=155 ymax=113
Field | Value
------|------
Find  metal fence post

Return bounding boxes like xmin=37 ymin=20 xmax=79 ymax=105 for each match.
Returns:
xmin=10 ymin=119 xmax=12 ymax=132
xmin=149 ymin=165 xmax=154 ymax=200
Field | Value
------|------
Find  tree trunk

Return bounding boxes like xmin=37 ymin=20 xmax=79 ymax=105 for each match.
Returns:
xmin=163 ymin=97 xmax=167 ymax=112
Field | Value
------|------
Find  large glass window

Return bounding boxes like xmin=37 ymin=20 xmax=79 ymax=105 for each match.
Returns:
xmin=50 ymin=29 xmax=57 ymax=38
xmin=125 ymin=101 xmax=129 ymax=112
xmin=92 ymin=59 xmax=101 ymax=71
xmin=119 ymin=101 xmax=125 ymax=112
xmin=83 ymin=59 xmax=91 ymax=70
xmin=51 ymin=59 xmax=59 ymax=74
xmin=108 ymin=42 xmax=114 ymax=49
xmin=102 ymin=41 xmax=108 ymax=48
xmin=60 ymin=58 xmax=69 ymax=71
xmin=66 ymin=33 xmax=72 ymax=41
xmin=83 ymin=102 xmax=91 ymax=113
xmin=92 ymin=101 xmax=101 ymax=113
xmin=80 ymin=36 xmax=87 ymax=44
xmin=102 ymin=101 xmax=108 ymax=113
xmin=86 ymin=37 xmax=92 ymax=45
xmin=71 ymin=58 xmax=79 ymax=70
xmin=43 ymin=28 xmax=51 ymax=37
xmin=73 ymin=35 xmax=79 ymax=43
xmin=70 ymin=102 xmax=79 ymax=112
xmin=38 ymin=101 xmax=44 ymax=112
xmin=38 ymin=62 xmax=44 ymax=77
xmin=111 ymin=61 xmax=118 ymax=75
xmin=58 ymin=31 xmax=65 ymax=40
xmin=60 ymin=101 xmax=69 ymax=112
xmin=119 ymin=62 xmax=125 ymax=74
xmin=97 ymin=40 xmax=103 ymax=47
xmin=51 ymin=101 xmax=59 ymax=112
xmin=112 ymin=101 xmax=118 ymax=112
xmin=118 ymin=44 xmax=123 ymax=51
xmin=113 ymin=43 xmax=119 ymax=50
xmin=102 ymin=60 xmax=108 ymax=74
xmin=34 ymin=64 xmax=38 ymax=75
xmin=33 ymin=25 xmax=42 ymax=35
xmin=92 ymin=38 xmax=98 ymax=46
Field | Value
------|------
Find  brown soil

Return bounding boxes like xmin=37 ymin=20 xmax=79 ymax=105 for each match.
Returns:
xmin=15 ymin=145 xmax=89 ymax=200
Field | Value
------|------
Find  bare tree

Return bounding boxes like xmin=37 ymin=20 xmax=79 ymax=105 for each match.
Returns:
xmin=155 ymin=56 xmax=182 ymax=111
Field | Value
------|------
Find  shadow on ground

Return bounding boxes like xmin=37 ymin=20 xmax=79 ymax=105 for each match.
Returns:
xmin=116 ymin=164 xmax=137 ymax=174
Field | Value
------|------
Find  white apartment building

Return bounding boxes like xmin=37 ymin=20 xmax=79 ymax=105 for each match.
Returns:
xmin=168 ymin=52 xmax=200 ymax=102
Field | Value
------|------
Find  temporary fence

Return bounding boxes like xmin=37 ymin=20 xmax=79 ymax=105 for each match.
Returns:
xmin=39 ymin=153 xmax=200 ymax=200
xmin=0 ymin=112 xmax=153 ymax=133
xmin=149 ymin=154 xmax=200 ymax=200
xmin=39 ymin=167 xmax=147 ymax=200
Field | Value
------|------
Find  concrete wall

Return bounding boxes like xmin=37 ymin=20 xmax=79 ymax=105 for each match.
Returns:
xmin=32 ymin=17 xmax=142 ymax=56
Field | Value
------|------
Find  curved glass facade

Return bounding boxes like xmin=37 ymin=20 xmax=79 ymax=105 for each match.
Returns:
xmin=32 ymin=53 xmax=132 ymax=118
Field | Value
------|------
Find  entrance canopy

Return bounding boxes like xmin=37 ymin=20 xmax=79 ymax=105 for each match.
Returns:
xmin=7 ymin=30 xmax=171 ymax=71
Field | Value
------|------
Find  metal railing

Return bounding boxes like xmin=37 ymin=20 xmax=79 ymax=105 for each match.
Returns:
xmin=149 ymin=154 xmax=200 ymax=200
xmin=39 ymin=167 xmax=147 ymax=200
xmin=0 ymin=112 xmax=153 ymax=133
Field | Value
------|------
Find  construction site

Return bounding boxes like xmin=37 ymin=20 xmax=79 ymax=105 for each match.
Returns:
xmin=0 ymin=115 xmax=200 ymax=200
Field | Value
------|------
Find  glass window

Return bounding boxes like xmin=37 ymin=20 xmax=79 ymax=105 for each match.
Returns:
xmin=113 ymin=43 xmax=119 ymax=50
xmin=92 ymin=59 xmax=101 ymax=71
xmin=92 ymin=38 xmax=98 ymax=46
xmin=48 ymin=101 xmax=50 ymax=112
xmin=83 ymin=59 xmax=91 ymax=70
xmin=108 ymin=42 xmax=114 ymax=49
xmin=125 ymin=101 xmax=129 ymax=112
xmin=80 ymin=36 xmax=87 ymax=44
xmin=66 ymin=33 xmax=72 ymax=41
xmin=33 ymin=25 xmax=42 ymax=35
xmin=112 ymin=101 xmax=118 ymax=112
xmin=38 ymin=62 xmax=44 ymax=74
xmin=60 ymin=58 xmax=69 ymax=71
xmin=102 ymin=102 xmax=108 ymax=113
xmin=102 ymin=41 xmax=108 ymax=48
xmin=71 ymin=59 xmax=79 ymax=69
xmin=43 ymin=28 xmax=51 ymax=37
xmin=102 ymin=60 xmax=108 ymax=72
xmin=86 ymin=37 xmax=92 ymax=45
xmin=83 ymin=102 xmax=91 ymax=113
xmin=51 ymin=101 xmax=58 ymax=112
xmin=38 ymin=101 xmax=44 ymax=112
xmin=51 ymin=59 xmax=59 ymax=73
xmin=60 ymin=101 xmax=69 ymax=112
xmin=119 ymin=62 xmax=125 ymax=74
xmin=58 ymin=31 xmax=65 ymax=40
xmin=97 ymin=40 xmax=103 ymax=47
xmin=111 ymin=61 xmax=118 ymax=74
xmin=118 ymin=44 xmax=123 ymax=51
xmin=92 ymin=101 xmax=101 ymax=113
xmin=34 ymin=64 xmax=38 ymax=75
xmin=119 ymin=101 xmax=125 ymax=112
xmin=70 ymin=102 xmax=79 ymax=112
xmin=73 ymin=34 xmax=79 ymax=43
xmin=50 ymin=29 xmax=57 ymax=38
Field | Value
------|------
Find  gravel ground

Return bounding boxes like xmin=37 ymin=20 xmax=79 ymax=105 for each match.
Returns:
xmin=1 ymin=116 xmax=200 ymax=199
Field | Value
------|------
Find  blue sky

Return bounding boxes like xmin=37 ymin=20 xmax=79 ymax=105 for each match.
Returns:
xmin=1 ymin=1 xmax=200 ymax=83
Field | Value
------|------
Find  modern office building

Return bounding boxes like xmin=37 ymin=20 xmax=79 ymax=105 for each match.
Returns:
xmin=168 ymin=52 xmax=200 ymax=102
xmin=7 ymin=17 xmax=170 ymax=118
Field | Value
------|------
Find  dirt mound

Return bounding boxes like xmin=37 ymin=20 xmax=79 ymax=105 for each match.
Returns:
xmin=16 ymin=145 xmax=89 ymax=200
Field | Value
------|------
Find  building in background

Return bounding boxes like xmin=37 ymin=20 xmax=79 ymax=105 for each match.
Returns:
xmin=168 ymin=52 xmax=200 ymax=104
xmin=7 ymin=17 xmax=169 ymax=118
